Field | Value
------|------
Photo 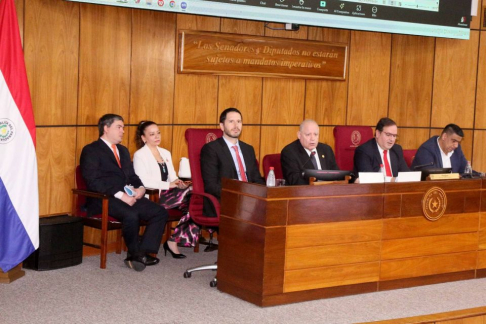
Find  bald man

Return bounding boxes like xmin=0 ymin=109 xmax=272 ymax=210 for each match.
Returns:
xmin=280 ymin=119 xmax=339 ymax=185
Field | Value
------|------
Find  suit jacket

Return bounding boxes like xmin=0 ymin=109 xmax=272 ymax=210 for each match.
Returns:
xmin=80 ymin=139 xmax=143 ymax=210
xmin=411 ymin=136 xmax=467 ymax=173
xmin=280 ymin=140 xmax=339 ymax=186
xmin=133 ymin=145 xmax=178 ymax=192
xmin=353 ymin=138 xmax=409 ymax=177
xmin=200 ymin=137 xmax=264 ymax=207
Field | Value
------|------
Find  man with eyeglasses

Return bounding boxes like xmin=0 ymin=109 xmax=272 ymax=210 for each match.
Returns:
xmin=411 ymin=124 xmax=467 ymax=173
xmin=353 ymin=117 xmax=409 ymax=179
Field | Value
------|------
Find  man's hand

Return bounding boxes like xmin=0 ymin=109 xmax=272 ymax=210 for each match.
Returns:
xmin=121 ymin=193 xmax=137 ymax=206
xmin=133 ymin=187 xmax=146 ymax=200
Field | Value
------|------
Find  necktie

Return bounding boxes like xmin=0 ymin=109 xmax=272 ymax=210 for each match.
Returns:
xmin=232 ymin=146 xmax=248 ymax=182
xmin=383 ymin=150 xmax=392 ymax=177
xmin=111 ymin=144 xmax=121 ymax=168
xmin=310 ymin=151 xmax=318 ymax=169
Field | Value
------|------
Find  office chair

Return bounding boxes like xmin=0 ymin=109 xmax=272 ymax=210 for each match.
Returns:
xmin=333 ymin=125 xmax=374 ymax=170
xmin=182 ymin=128 xmax=222 ymax=287
xmin=403 ymin=149 xmax=417 ymax=168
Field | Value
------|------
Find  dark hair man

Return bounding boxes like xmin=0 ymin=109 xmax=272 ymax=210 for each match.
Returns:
xmin=411 ymin=123 xmax=468 ymax=173
xmin=200 ymin=107 xmax=265 ymax=216
xmin=353 ymin=117 xmax=409 ymax=179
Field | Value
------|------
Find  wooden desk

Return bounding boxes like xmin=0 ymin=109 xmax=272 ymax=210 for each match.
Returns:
xmin=217 ymin=178 xmax=486 ymax=307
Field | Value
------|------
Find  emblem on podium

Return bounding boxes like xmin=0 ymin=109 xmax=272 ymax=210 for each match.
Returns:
xmin=422 ymin=186 xmax=447 ymax=221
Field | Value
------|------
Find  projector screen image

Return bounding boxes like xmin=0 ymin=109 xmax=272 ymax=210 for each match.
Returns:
xmin=65 ymin=0 xmax=472 ymax=39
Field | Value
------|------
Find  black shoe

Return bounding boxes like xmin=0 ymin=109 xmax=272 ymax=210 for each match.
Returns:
xmin=163 ymin=241 xmax=186 ymax=259
xmin=144 ymin=254 xmax=160 ymax=266
xmin=124 ymin=256 xmax=146 ymax=272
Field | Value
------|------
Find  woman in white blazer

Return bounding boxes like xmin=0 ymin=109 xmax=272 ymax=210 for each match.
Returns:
xmin=133 ymin=121 xmax=198 ymax=259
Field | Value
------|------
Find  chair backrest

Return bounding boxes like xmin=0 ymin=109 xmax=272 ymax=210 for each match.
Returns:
xmin=262 ymin=154 xmax=283 ymax=180
xmin=185 ymin=128 xmax=223 ymax=192
xmin=403 ymin=149 xmax=417 ymax=168
xmin=333 ymin=126 xmax=374 ymax=171
xmin=74 ymin=165 xmax=87 ymax=216
xmin=185 ymin=128 xmax=223 ymax=225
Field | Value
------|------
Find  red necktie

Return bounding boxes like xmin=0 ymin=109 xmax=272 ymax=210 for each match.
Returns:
xmin=232 ymin=146 xmax=248 ymax=182
xmin=383 ymin=150 xmax=392 ymax=177
xmin=111 ymin=144 xmax=121 ymax=168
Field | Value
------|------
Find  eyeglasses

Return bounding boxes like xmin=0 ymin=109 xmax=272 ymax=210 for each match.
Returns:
xmin=383 ymin=132 xmax=398 ymax=139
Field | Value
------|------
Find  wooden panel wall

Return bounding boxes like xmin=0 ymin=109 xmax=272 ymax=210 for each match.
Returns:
xmin=16 ymin=0 xmax=486 ymax=217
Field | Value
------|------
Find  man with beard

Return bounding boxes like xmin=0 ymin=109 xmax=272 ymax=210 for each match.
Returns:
xmin=200 ymin=107 xmax=265 ymax=216
xmin=353 ymin=117 xmax=409 ymax=180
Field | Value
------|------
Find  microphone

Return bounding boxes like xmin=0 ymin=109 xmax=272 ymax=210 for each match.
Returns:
xmin=413 ymin=162 xmax=434 ymax=170
xmin=301 ymin=151 xmax=317 ymax=177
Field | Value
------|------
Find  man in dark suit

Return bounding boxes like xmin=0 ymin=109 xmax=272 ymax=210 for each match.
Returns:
xmin=281 ymin=119 xmax=339 ymax=185
xmin=353 ymin=117 xmax=409 ymax=180
xmin=200 ymin=108 xmax=265 ymax=216
xmin=80 ymin=114 xmax=167 ymax=272
xmin=411 ymin=124 xmax=467 ymax=173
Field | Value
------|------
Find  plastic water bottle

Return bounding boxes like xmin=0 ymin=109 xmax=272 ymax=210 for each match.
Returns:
xmin=380 ymin=164 xmax=386 ymax=180
xmin=267 ymin=167 xmax=276 ymax=187
xmin=465 ymin=161 xmax=473 ymax=176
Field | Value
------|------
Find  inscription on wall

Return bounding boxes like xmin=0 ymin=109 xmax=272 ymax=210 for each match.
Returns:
xmin=178 ymin=30 xmax=347 ymax=80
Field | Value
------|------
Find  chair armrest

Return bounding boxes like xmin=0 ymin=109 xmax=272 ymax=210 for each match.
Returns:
xmin=71 ymin=188 xmax=111 ymax=235
xmin=190 ymin=191 xmax=220 ymax=218
xmin=145 ymin=188 xmax=159 ymax=203
xmin=72 ymin=188 xmax=109 ymax=199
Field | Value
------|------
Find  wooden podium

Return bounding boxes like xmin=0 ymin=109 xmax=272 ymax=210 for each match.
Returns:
xmin=217 ymin=178 xmax=486 ymax=307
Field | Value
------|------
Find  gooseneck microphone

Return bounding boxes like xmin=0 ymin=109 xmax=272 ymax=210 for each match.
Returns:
xmin=301 ymin=151 xmax=317 ymax=177
xmin=413 ymin=162 xmax=434 ymax=170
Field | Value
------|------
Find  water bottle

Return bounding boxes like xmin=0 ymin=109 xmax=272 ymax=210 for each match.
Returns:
xmin=465 ymin=161 xmax=473 ymax=176
xmin=380 ymin=164 xmax=386 ymax=180
xmin=267 ymin=167 xmax=276 ymax=187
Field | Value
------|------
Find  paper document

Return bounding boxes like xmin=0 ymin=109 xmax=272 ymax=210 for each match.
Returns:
xmin=359 ymin=172 xmax=385 ymax=184
xmin=395 ymin=171 xmax=421 ymax=183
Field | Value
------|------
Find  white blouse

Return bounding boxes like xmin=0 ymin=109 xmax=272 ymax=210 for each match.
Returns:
xmin=133 ymin=145 xmax=178 ymax=192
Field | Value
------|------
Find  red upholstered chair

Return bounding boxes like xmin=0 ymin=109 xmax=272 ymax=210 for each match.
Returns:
xmin=403 ymin=149 xmax=417 ymax=168
xmin=72 ymin=165 xmax=123 ymax=269
xmin=262 ymin=153 xmax=283 ymax=180
xmin=333 ymin=126 xmax=374 ymax=171
xmin=183 ymin=128 xmax=223 ymax=287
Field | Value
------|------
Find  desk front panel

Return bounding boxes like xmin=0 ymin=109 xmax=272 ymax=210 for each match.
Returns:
xmin=219 ymin=178 xmax=485 ymax=306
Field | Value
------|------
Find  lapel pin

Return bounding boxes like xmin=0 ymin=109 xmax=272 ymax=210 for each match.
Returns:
xmin=322 ymin=155 xmax=325 ymax=158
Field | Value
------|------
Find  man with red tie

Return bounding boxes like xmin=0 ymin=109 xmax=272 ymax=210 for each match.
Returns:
xmin=200 ymin=108 xmax=265 ymax=216
xmin=353 ymin=117 xmax=409 ymax=180
xmin=80 ymin=114 xmax=167 ymax=272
